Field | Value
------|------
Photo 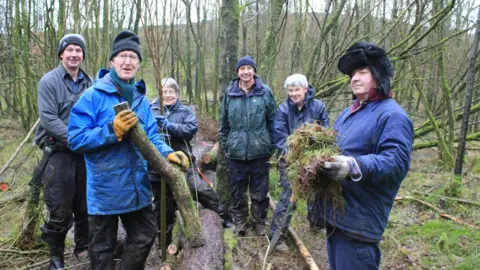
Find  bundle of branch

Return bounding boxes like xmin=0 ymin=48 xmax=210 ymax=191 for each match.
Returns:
xmin=285 ymin=124 xmax=344 ymax=210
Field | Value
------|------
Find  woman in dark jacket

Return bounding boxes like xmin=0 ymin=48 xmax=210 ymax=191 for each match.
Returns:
xmin=270 ymin=74 xmax=329 ymax=252
xmin=148 ymin=78 xmax=233 ymax=241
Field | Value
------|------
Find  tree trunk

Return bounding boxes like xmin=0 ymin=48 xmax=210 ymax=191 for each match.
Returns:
xmin=259 ymin=0 xmax=284 ymax=87
xmin=455 ymin=5 xmax=480 ymax=175
xmin=217 ymin=0 xmax=240 ymax=209
xmin=114 ymin=102 xmax=205 ymax=248
xmin=134 ymin=0 xmax=142 ymax=34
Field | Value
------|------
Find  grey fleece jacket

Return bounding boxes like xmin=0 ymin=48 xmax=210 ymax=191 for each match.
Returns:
xmin=34 ymin=64 xmax=92 ymax=147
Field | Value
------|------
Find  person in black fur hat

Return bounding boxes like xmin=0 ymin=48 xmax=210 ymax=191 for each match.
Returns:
xmin=308 ymin=42 xmax=414 ymax=269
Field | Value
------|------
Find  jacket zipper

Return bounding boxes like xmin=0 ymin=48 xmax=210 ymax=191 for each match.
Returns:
xmin=244 ymin=94 xmax=249 ymax=160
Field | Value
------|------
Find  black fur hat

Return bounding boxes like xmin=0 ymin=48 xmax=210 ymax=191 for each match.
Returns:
xmin=337 ymin=42 xmax=394 ymax=96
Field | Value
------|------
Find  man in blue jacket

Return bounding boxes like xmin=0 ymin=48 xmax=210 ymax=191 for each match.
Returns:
xmin=309 ymin=42 xmax=414 ymax=269
xmin=67 ymin=30 xmax=188 ymax=270
xmin=270 ymin=74 xmax=329 ymax=252
xmin=34 ymin=33 xmax=91 ymax=269
xmin=219 ymin=56 xmax=277 ymax=236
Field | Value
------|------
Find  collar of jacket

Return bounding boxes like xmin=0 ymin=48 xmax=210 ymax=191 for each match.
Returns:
xmin=93 ymin=68 xmax=146 ymax=110
xmin=350 ymin=87 xmax=392 ymax=114
xmin=287 ymin=85 xmax=315 ymax=110
xmin=227 ymin=75 xmax=265 ymax=97
xmin=58 ymin=63 xmax=90 ymax=83
xmin=94 ymin=68 xmax=146 ymax=94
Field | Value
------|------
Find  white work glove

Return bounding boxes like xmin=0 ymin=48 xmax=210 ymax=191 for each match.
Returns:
xmin=321 ymin=156 xmax=362 ymax=181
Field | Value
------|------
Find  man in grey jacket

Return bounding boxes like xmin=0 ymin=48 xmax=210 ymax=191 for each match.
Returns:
xmin=33 ymin=34 xmax=92 ymax=269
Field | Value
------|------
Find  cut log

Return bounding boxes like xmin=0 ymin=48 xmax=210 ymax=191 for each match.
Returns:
xmin=168 ymin=214 xmax=186 ymax=255
xmin=114 ymin=102 xmax=205 ymax=248
xmin=198 ymin=142 xmax=219 ymax=171
xmin=178 ymin=209 xmax=224 ymax=270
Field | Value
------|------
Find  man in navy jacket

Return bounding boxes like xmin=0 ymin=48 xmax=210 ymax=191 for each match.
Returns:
xmin=270 ymin=74 xmax=329 ymax=252
xmin=309 ymin=42 xmax=414 ymax=269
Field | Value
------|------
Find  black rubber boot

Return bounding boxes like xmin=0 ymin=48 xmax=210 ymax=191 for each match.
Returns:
xmin=218 ymin=205 xmax=235 ymax=228
xmin=41 ymin=234 xmax=65 ymax=269
xmin=40 ymin=226 xmax=67 ymax=270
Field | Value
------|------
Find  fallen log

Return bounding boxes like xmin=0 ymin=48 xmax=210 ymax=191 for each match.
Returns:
xmin=412 ymin=191 xmax=480 ymax=207
xmin=267 ymin=193 xmax=320 ymax=270
xmin=178 ymin=209 xmax=224 ymax=270
xmin=161 ymin=209 xmax=224 ymax=270
xmin=395 ymin=195 xmax=480 ymax=230
xmin=413 ymin=131 xmax=480 ymax=150
xmin=414 ymin=101 xmax=480 ymax=138
xmin=0 ymin=118 xmax=40 ymax=177
xmin=114 ymin=102 xmax=205 ymax=248
xmin=0 ymin=187 xmax=28 ymax=207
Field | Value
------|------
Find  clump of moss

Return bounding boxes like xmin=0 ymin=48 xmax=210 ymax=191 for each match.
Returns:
xmin=285 ymin=124 xmax=344 ymax=210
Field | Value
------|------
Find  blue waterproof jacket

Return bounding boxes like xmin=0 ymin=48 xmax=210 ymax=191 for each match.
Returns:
xmin=274 ymin=86 xmax=330 ymax=155
xmin=67 ymin=69 xmax=173 ymax=215
xmin=309 ymin=98 xmax=414 ymax=241
xmin=219 ymin=76 xmax=277 ymax=160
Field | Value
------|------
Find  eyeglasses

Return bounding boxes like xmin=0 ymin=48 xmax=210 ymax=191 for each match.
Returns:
xmin=117 ymin=54 xmax=138 ymax=62
xmin=162 ymin=90 xmax=177 ymax=96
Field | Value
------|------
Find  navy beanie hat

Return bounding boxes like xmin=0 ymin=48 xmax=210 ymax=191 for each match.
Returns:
xmin=236 ymin=55 xmax=257 ymax=72
xmin=58 ymin=34 xmax=86 ymax=59
xmin=110 ymin=30 xmax=143 ymax=62
xmin=337 ymin=42 xmax=394 ymax=96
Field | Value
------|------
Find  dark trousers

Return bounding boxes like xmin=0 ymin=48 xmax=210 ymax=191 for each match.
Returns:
xmin=41 ymin=150 xmax=88 ymax=254
xmin=326 ymin=225 xmax=381 ymax=270
xmin=270 ymin=158 xmax=296 ymax=238
xmin=226 ymin=157 xmax=270 ymax=225
xmin=88 ymin=206 xmax=157 ymax=270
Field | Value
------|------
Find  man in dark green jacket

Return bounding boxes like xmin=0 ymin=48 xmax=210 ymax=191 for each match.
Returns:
xmin=219 ymin=55 xmax=277 ymax=236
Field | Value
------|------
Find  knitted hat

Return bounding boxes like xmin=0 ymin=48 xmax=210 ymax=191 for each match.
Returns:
xmin=337 ymin=42 xmax=394 ymax=96
xmin=58 ymin=34 xmax=86 ymax=59
xmin=110 ymin=30 xmax=142 ymax=62
xmin=236 ymin=55 xmax=257 ymax=72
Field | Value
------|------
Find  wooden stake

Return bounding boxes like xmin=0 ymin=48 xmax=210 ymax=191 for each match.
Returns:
xmin=267 ymin=193 xmax=320 ymax=270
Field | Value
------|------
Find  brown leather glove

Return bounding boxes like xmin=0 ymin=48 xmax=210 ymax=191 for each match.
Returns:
xmin=113 ymin=110 xmax=138 ymax=142
xmin=167 ymin=151 xmax=190 ymax=171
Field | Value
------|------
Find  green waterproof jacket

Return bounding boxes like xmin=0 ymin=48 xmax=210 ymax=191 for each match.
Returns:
xmin=219 ymin=76 xmax=277 ymax=160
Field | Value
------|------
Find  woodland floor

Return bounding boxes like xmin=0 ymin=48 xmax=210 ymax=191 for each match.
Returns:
xmin=0 ymin=117 xmax=479 ymax=270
